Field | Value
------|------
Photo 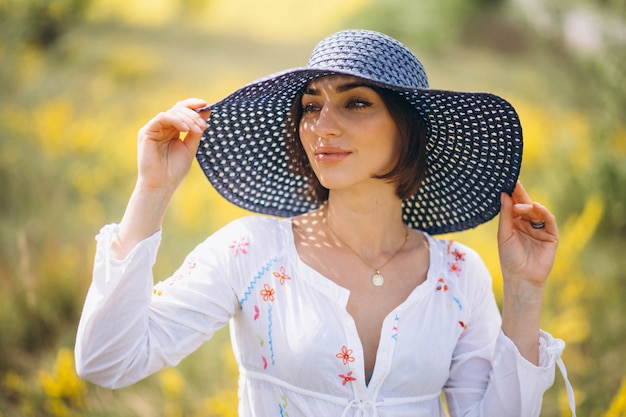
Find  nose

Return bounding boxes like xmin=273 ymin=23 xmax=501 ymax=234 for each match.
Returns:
xmin=308 ymin=105 xmax=341 ymax=138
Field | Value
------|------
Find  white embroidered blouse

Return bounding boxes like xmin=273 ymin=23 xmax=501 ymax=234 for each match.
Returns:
xmin=75 ymin=216 xmax=575 ymax=416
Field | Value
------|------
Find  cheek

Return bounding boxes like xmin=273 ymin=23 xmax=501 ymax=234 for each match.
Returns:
xmin=298 ymin=122 xmax=316 ymax=158
xmin=299 ymin=118 xmax=313 ymax=139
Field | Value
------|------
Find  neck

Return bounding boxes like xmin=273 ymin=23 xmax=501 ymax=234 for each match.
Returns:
xmin=324 ymin=189 xmax=407 ymax=257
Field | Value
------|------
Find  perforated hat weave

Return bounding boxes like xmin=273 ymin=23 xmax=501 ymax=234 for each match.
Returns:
xmin=197 ymin=30 xmax=523 ymax=234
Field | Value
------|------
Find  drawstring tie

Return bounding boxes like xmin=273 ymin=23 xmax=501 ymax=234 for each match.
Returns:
xmin=546 ymin=339 xmax=577 ymax=416
xmin=241 ymin=369 xmax=438 ymax=415
xmin=340 ymin=400 xmax=379 ymax=417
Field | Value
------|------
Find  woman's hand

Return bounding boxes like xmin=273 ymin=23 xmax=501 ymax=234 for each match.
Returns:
xmin=498 ymin=180 xmax=559 ymax=364
xmin=136 ymin=98 xmax=210 ymax=192
xmin=498 ymin=180 xmax=559 ymax=289
xmin=111 ymin=99 xmax=210 ymax=259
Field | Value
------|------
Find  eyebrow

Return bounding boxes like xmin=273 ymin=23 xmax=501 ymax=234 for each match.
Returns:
xmin=303 ymin=81 xmax=372 ymax=95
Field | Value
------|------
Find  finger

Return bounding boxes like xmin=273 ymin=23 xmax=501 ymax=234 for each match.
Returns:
xmin=512 ymin=201 xmax=558 ymax=236
xmin=511 ymin=181 xmax=545 ymax=226
xmin=139 ymin=99 xmax=209 ymax=145
xmin=169 ymin=107 xmax=207 ymax=135
xmin=181 ymin=128 xmax=203 ymax=154
xmin=511 ymin=180 xmax=532 ymax=205
xmin=512 ymin=202 xmax=544 ymax=224
xmin=171 ymin=102 xmax=208 ymax=151
xmin=159 ymin=111 xmax=199 ymax=134
xmin=532 ymin=201 xmax=558 ymax=236
xmin=172 ymin=98 xmax=208 ymax=112
xmin=498 ymin=192 xmax=514 ymax=242
xmin=170 ymin=98 xmax=210 ymax=130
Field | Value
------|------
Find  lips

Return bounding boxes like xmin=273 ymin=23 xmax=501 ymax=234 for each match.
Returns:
xmin=314 ymin=145 xmax=351 ymax=162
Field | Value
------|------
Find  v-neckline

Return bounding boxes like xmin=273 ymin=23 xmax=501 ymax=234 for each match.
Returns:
xmin=281 ymin=218 xmax=438 ymax=390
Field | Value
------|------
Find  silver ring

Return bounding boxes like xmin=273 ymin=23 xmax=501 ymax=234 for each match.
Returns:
xmin=530 ymin=220 xmax=545 ymax=229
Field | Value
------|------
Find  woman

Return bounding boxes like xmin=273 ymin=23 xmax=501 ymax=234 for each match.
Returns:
xmin=75 ymin=30 xmax=575 ymax=416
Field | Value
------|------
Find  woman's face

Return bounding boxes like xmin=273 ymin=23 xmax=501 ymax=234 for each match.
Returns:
xmin=298 ymin=75 xmax=401 ymax=193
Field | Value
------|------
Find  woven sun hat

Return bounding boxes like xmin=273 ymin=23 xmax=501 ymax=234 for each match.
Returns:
xmin=196 ymin=29 xmax=523 ymax=235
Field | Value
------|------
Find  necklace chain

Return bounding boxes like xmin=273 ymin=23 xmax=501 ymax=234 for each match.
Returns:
xmin=323 ymin=209 xmax=409 ymax=286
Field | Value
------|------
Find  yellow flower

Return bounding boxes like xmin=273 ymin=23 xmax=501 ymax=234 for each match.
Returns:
xmin=38 ymin=348 xmax=87 ymax=415
xmin=159 ymin=367 xmax=185 ymax=399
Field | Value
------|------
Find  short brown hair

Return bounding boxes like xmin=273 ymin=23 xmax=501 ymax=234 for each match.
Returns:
xmin=285 ymin=83 xmax=428 ymax=203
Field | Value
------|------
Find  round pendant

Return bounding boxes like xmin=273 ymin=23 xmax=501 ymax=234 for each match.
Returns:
xmin=372 ymin=273 xmax=384 ymax=287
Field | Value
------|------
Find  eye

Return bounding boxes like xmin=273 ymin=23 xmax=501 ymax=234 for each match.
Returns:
xmin=346 ymin=98 xmax=372 ymax=109
xmin=302 ymin=102 xmax=321 ymax=113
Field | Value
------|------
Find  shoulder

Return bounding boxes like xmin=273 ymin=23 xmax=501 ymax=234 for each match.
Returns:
xmin=427 ymin=235 xmax=492 ymax=290
xmin=198 ymin=215 xmax=290 ymax=257
xmin=427 ymin=236 xmax=484 ymax=268
xmin=216 ymin=215 xmax=284 ymax=236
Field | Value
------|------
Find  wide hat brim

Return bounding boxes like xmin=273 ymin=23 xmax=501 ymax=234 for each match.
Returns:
xmin=196 ymin=67 xmax=522 ymax=234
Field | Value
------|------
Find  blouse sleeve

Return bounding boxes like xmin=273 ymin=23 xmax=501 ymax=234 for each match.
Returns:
xmin=75 ymin=222 xmax=243 ymax=389
xmin=443 ymin=243 xmax=576 ymax=417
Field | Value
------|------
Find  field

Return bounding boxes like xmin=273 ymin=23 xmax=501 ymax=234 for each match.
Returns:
xmin=1 ymin=0 xmax=625 ymax=416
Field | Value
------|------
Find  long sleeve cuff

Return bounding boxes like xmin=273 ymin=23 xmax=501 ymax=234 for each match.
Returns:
xmin=75 ymin=224 xmax=163 ymax=388
xmin=496 ymin=329 xmax=576 ymax=416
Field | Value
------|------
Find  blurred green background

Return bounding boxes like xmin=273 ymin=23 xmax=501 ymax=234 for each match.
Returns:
xmin=1 ymin=0 xmax=625 ymax=416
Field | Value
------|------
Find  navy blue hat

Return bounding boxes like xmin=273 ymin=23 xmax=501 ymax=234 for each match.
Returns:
xmin=197 ymin=29 xmax=523 ymax=234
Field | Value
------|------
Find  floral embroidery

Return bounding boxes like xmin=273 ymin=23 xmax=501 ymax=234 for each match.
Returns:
xmin=229 ymin=236 xmax=249 ymax=256
xmin=239 ymin=257 xmax=277 ymax=308
xmin=152 ymin=288 xmax=162 ymax=296
xmin=442 ymin=242 xmax=467 ymax=331
xmin=391 ymin=314 xmax=400 ymax=340
xmin=446 ymin=240 xmax=455 ymax=255
xmin=253 ymin=305 xmax=260 ymax=320
xmin=169 ymin=273 xmax=184 ymax=286
xmin=339 ymin=371 xmax=356 ymax=386
xmin=272 ymin=266 xmax=291 ymax=285
xmin=336 ymin=346 xmax=355 ymax=365
xmin=186 ymin=257 xmax=197 ymax=269
xmin=260 ymin=283 xmax=275 ymax=302
xmin=168 ymin=256 xmax=197 ymax=286
xmin=262 ymin=355 xmax=268 ymax=369
xmin=448 ymin=262 xmax=463 ymax=276
xmin=446 ymin=243 xmax=465 ymax=276
xmin=451 ymin=248 xmax=465 ymax=262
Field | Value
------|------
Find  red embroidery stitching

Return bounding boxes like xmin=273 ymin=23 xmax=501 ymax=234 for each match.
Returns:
xmin=272 ymin=266 xmax=291 ymax=285
xmin=339 ymin=371 xmax=356 ymax=386
xmin=260 ymin=283 xmax=275 ymax=302
xmin=336 ymin=346 xmax=355 ymax=365
xmin=448 ymin=262 xmax=462 ymax=276
xmin=451 ymin=248 xmax=465 ymax=261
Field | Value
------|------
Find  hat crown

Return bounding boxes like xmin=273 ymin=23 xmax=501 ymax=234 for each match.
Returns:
xmin=307 ymin=30 xmax=429 ymax=89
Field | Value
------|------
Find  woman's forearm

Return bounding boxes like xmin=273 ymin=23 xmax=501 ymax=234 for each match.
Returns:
xmin=501 ymin=279 xmax=545 ymax=365
xmin=111 ymin=183 xmax=175 ymax=259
